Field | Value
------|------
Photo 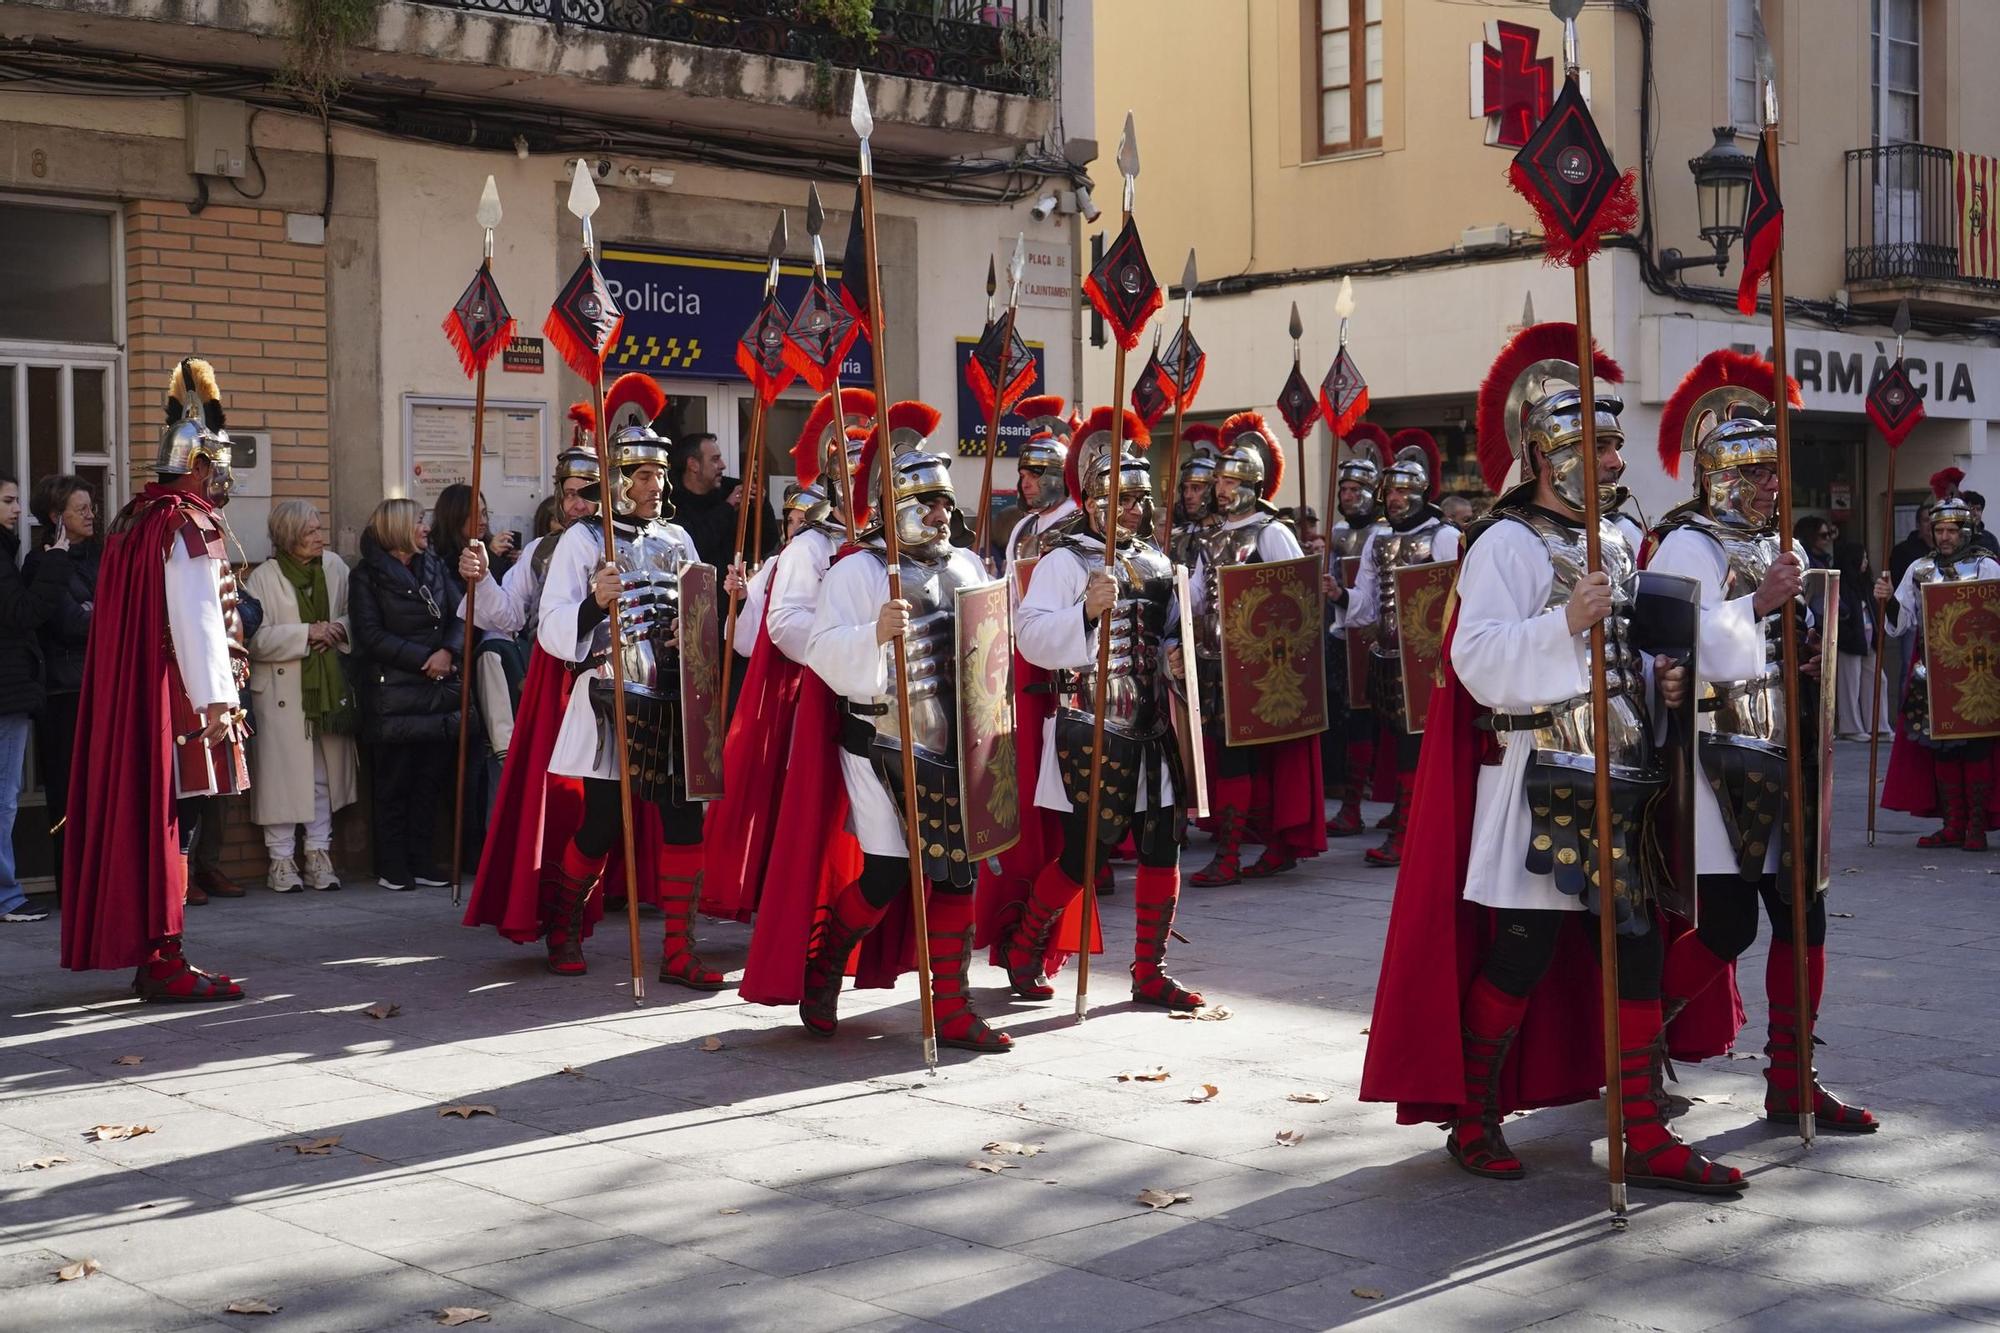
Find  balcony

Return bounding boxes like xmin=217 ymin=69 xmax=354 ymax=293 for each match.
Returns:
xmin=1845 ymin=142 xmax=2000 ymax=318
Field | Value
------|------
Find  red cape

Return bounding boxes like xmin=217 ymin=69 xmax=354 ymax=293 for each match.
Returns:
xmin=60 ymin=486 xmax=206 ymax=971
xmin=461 ymin=645 xmax=659 ymax=945
xmin=701 ymin=605 xmax=807 ymax=921
xmin=1359 ymin=610 xmax=1608 ymax=1124
xmin=1260 ymin=735 xmax=1328 ymax=858
xmin=1881 ymin=731 xmax=2000 ymax=822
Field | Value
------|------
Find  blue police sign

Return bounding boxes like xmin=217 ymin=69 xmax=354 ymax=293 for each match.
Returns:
xmin=954 ymin=335 xmax=1046 ymax=458
xmin=599 ymin=245 xmax=874 ymax=384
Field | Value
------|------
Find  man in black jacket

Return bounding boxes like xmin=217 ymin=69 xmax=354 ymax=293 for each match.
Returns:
xmin=0 ymin=472 xmax=70 ymax=923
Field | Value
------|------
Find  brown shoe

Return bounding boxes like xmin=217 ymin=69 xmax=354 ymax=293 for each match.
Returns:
xmin=194 ymin=864 xmax=247 ymax=899
xmin=184 ymin=880 xmax=209 ymax=906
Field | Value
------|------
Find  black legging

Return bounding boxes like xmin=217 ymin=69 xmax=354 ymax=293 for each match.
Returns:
xmin=855 ymin=852 xmax=965 ymax=908
xmin=1693 ymin=873 xmax=1828 ymax=960
xmin=1057 ymin=804 xmax=1179 ymax=883
xmin=1481 ymin=907 xmax=1664 ymax=1001
xmin=574 ymin=776 xmax=702 ymax=858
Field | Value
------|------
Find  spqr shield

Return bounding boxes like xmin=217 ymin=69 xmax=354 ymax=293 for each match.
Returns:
xmin=1392 ymin=559 xmax=1458 ymax=734
xmin=1919 ymin=577 xmax=2000 ymax=743
xmin=677 ymin=563 xmax=725 ymax=800
xmin=1340 ymin=554 xmax=1370 ymax=710
xmin=1218 ymin=554 xmax=1329 ymax=745
xmin=955 ymin=579 xmax=1022 ymax=861
xmin=1628 ymin=569 xmax=1701 ymax=921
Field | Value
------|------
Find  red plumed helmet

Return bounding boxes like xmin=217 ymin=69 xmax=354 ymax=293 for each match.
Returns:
xmin=854 ymin=400 xmax=944 ymax=524
xmin=1182 ymin=422 xmax=1222 ymax=451
xmin=1389 ymin=428 xmax=1443 ymax=502
xmin=1344 ymin=421 xmax=1390 ymax=466
xmin=1476 ymin=322 xmax=1625 ymax=495
xmin=793 ymin=387 xmax=876 ymax=486
xmin=1931 ymin=466 xmax=1966 ymax=500
xmin=1221 ymin=410 xmax=1283 ymax=502
xmin=1656 ymin=348 xmax=1801 ymax=479
xmin=1065 ymin=406 xmax=1153 ymax=503
xmin=567 ymin=401 xmax=595 ymax=447
xmin=1014 ymin=393 xmax=1069 ymax=430
xmin=602 ymin=372 xmax=668 ymax=432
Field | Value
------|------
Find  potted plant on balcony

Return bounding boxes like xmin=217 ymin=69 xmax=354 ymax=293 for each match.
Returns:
xmin=998 ymin=17 xmax=1058 ymax=97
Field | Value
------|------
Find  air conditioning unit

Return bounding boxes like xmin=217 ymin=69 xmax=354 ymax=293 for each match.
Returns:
xmin=1460 ymin=223 xmax=1516 ymax=252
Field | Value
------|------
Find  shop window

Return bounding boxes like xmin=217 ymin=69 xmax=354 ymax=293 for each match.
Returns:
xmin=0 ymin=204 xmax=116 ymax=346
xmin=1315 ymin=0 xmax=1384 ymax=156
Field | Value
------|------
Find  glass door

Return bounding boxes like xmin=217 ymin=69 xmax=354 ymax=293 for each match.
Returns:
xmin=1 ymin=355 xmax=120 ymax=546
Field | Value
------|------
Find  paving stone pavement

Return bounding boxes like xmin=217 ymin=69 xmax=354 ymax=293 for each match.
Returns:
xmin=2 ymin=743 xmax=1997 ymax=1331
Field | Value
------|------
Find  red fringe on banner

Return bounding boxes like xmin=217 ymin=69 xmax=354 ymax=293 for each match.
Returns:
xmin=1509 ymin=163 xmax=1640 ymax=269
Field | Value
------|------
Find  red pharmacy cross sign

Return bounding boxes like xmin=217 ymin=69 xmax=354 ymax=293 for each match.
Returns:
xmin=1474 ymin=20 xmax=1555 ymax=150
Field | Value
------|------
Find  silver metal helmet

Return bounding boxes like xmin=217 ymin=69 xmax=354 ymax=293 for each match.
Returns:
xmin=1378 ymin=429 xmax=1438 ymax=523
xmin=156 ymin=358 xmax=234 ymax=502
xmin=1074 ymin=435 xmax=1153 ymax=541
xmin=1662 ymin=350 xmax=1788 ymax=533
xmin=1336 ymin=424 xmax=1388 ymax=525
xmin=601 ymin=373 xmax=670 ymax=516
xmin=1476 ymin=322 xmax=1626 ymax=513
xmin=861 ymin=401 xmax=953 ymax=557
xmin=1012 ymin=394 xmax=1072 ymax=514
xmin=1930 ymin=494 xmax=1973 ymax=555
xmin=784 ymin=479 xmax=833 ymax=532
xmin=1214 ymin=411 xmax=1279 ymax=520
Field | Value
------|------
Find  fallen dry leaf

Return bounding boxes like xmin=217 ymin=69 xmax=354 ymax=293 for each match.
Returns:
xmin=1184 ymin=1084 xmax=1220 ymax=1104
xmin=1831 ymin=911 xmax=1856 ymax=919
xmin=699 ymin=1037 xmax=724 ymax=1053
xmin=717 ymin=1207 xmax=742 ymax=1215
xmin=1352 ymin=1287 xmax=1384 ymax=1300
xmin=1113 ymin=1067 xmax=1171 ymax=1083
xmin=558 ymin=1065 xmax=583 ymax=1078
xmin=1358 ymin=1027 xmax=1370 ymax=1035
xmin=437 ymin=1310 xmax=490 ymax=1328
xmin=1136 ymin=1187 xmax=1191 ymax=1209
xmin=1840 ymin=866 xmax=1860 ymax=875
xmin=363 ymin=1002 xmax=400 ymax=1020
xmin=1169 ymin=1005 xmax=1233 ymax=1022
xmin=1275 ymin=1129 xmax=1306 ymax=1147
xmin=1922 ymin=864 xmax=1940 ymax=871
xmin=1286 ymin=1092 xmax=1331 ymax=1104
xmin=113 ymin=1055 xmax=145 ymax=1067
xmin=983 ymin=1140 xmax=1044 ymax=1157
xmin=55 ymin=1258 xmax=101 ymax=1282
xmin=225 ymin=1299 xmax=281 ymax=1315
xmin=437 ymin=1105 xmax=496 ymax=1120
xmin=279 ymin=1137 xmax=342 ymax=1155
xmin=87 ymin=1124 xmax=155 ymax=1142
xmin=1688 ymin=1094 xmax=1732 ymax=1105
xmin=966 ymin=1159 xmax=1016 ymax=1174
xmin=18 ymin=1155 xmax=71 ymax=1171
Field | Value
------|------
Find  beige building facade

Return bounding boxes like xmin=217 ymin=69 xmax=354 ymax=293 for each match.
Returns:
xmin=1086 ymin=0 xmax=2000 ymax=534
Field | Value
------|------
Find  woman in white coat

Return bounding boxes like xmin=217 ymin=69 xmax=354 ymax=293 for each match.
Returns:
xmin=244 ymin=500 xmax=359 ymax=891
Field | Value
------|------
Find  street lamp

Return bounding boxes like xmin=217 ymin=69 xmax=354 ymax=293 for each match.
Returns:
xmin=1660 ymin=126 xmax=1757 ymax=278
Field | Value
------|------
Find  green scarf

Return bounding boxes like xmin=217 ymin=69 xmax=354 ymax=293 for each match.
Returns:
xmin=275 ymin=549 xmax=353 ymax=734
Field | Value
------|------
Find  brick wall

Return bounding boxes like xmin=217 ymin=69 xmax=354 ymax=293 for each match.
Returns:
xmin=123 ymin=200 xmax=358 ymax=882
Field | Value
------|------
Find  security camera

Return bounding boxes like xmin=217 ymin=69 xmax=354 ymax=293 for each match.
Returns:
xmin=594 ymin=158 xmax=614 ymax=181
xmin=1073 ymin=186 xmax=1100 ymax=224
xmin=1029 ymin=194 xmax=1059 ymax=222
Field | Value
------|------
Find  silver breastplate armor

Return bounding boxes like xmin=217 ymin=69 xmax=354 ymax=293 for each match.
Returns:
xmin=1194 ymin=517 xmax=1271 ymax=661
xmin=869 ymin=548 xmax=972 ymax=762
xmin=588 ymin=517 xmax=688 ymax=696
xmin=525 ymin=530 xmax=562 ymax=631
xmin=1328 ymin=522 xmax=1371 ymax=562
xmin=1487 ymin=510 xmax=1654 ymax=776
xmin=1370 ymin=520 xmax=1440 ymax=655
xmin=1911 ymin=553 xmax=1985 ymax=589
xmin=1054 ymin=539 xmax=1173 ymax=740
xmin=1682 ymin=517 xmax=1788 ymax=752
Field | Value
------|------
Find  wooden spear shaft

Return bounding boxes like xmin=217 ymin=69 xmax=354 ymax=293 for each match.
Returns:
xmin=973 ymin=301 xmax=1020 ymax=567
xmin=1764 ymin=122 xmax=1816 ymax=1145
xmin=857 ymin=169 xmax=939 ymax=1072
xmin=449 ymin=352 xmax=488 ymax=907
xmin=719 ymin=393 xmax=770 ymax=730
xmin=829 ymin=365 xmax=860 ymax=543
xmin=1866 ymin=431 xmax=1898 ymax=846
xmin=1573 ymin=266 xmax=1627 ymax=1216
xmin=1157 ymin=312 xmax=1192 ymax=552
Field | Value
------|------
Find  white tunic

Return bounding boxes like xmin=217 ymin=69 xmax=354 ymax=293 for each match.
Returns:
xmin=1453 ymin=519 xmax=1596 ymax=914
xmin=1645 ymin=527 xmax=1801 ymax=878
xmin=1006 ymin=497 xmax=1079 ymax=580
xmin=1346 ymin=517 xmax=1462 ymax=630
xmin=166 ymin=538 xmax=241 ymax=799
xmin=806 ymin=543 xmax=988 ymax=857
xmin=1883 ymin=555 xmax=2000 ymax=635
xmin=456 ymin=533 xmax=549 ymax=636
xmin=733 ymin=559 xmax=775 ymax=657
xmin=537 ymin=516 xmax=702 ymax=782
xmin=1016 ymin=539 xmax=1175 ymax=813
xmin=766 ymin=526 xmax=840 ymax=665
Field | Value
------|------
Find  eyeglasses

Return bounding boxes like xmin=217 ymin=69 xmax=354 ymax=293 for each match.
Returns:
xmin=1737 ymin=465 xmax=1778 ymax=486
xmin=418 ymin=585 xmax=441 ymax=619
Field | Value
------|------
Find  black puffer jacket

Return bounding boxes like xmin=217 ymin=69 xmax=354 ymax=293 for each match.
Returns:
xmin=349 ymin=532 xmax=465 ymax=744
xmin=0 ymin=529 xmax=69 ymax=717
xmin=23 ymin=539 xmax=96 ymax=695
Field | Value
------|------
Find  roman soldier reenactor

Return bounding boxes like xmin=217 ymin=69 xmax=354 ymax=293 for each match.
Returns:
xmin=1000 ymin=409 xmax=1202 ymax=1011
xmin=534 ymin=373 xmax=721 ymax=985
xmin=60 ymin=358 xmax=250 ymax=1002
xmin=1362 ymin=323 xmax=1747 ymax=1194
xmin=1877 ymin=486 xmax=2000 ymax=850
xmin=1647 ymin=349 xmax=1879 ymax=1135
xmin=1324 ymin=421 xmax=1386 ymax=836
xmin=1186 ymin=411 xmax=1327 ymax=884
xmin=1005 ymin=395 xmax=1081 ymax=570
xmin=796 ymin=403 xmax=1013 ymax=1052
xmin=1169 ymin=423 xmax=1221 ymax=569
xmin=1347 ymin=429 xmax=1460 ymax=867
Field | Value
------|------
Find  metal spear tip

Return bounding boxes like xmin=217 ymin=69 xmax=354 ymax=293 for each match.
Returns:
xmin=1521 ymin=291 xmax=1536 ymax=327
xmin=1008 ymin=232 xmax=1026 ymax=291
xmin=805 ymin=183 xmax=825 ymax=237
xmin=985 ymin=255 xmax=997 ymax=297
xmin=1335 ymin=274 xmax=1356 ymax=319
xmin=1893 ymin=297 xmax=1913 ymax=338
xmin=1181 ymin=248 xmax=1198 ymax=291
xmin=1549 ymin=0 xmax=1584 ymax=19
xmin=1288 ymin=301 xmax=1304 ymax=342
xmin=1116 ymin=111 xmax=1139 ymax=179
xmin=849 ymin=72 xmax=874 ymax=142
xmin=566 ymin=158 xmax=600 ymax=220
xmin=766 ymin=209 xmax=788 ymax=258
xmin=476 ymin=175 xmax=502 ymax=231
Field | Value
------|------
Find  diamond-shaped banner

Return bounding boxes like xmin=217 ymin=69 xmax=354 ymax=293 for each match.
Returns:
xmin=1867 ymin=358 xmax=1926 ymax=449
xmin=441 ymin=262 xmax=516 ymax=378
xmin=1130 ymin=349 xmax=1171 ymax=428
xmin=737 ymin=293 xmax=797 ymax=405
xmin=1083 ymin=216 xmax=1162 ymax=352
xmin=781 ymin=278 xmax=859 ymax=394
xmin=1160 ymin=325 xmax=1206 ymax=406
xmin=965 ymin=317 xmax=1037 ymax=421
xmin=543 ymin=255 xmax=623 ymax=381
xmin=1318 ymin=347 xmax=1370 ymax=438
xmin=1275 ymin=364 xmax=1319 ymax=440
xmin=1508 ymin=73 xmax=1637 ymax=268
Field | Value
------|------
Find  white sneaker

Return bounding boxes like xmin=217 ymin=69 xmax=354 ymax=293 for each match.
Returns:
xmin=268 ymin=856 xmax=303 ymax=893
xmin=303 ymin=848 xmax=341 ymax=892
xmin=2 ymin=905 xmax=49 ymax=923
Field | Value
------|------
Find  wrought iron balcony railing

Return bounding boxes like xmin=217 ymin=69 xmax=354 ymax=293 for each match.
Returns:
xmin=414 ymin=0 xmax=1059 ymax=98
xmin=1845 ymin=141 xmax=1999 ymax=290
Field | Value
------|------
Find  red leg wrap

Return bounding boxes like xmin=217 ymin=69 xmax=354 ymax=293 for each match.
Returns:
xmin=1764 ymin=942 xmax=1877 ymax=1132
xmin=543 ymin=848 xmax=602 ymax=976
xmin=1919 ymin=760 xmax=1968 ymax=848
xmin=928 ymin=893 xmax=1010 ymax=1053
xmin=1621 ymin=999 xmax=1746 ymax=1193
xmin=132 ymin=936 xmax=244 ymax=1004
xmin=657 ymin=845 xmax=724 ymax=990
xmin=1004 ymin=862 xmax=1081 ymax=1000
xmin=798 ymin=879 xmax=890 ymax=1038
xmin=1192 ymin=777 xmax=1251 ymax=886
xmin=1130 ymin=865 xmax=1202 ymax=1010
xmin=1447 ymin=976 xmax=1530 ymax=1179
xmin=1365 ymin=768 xmax=1415 ymax=867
